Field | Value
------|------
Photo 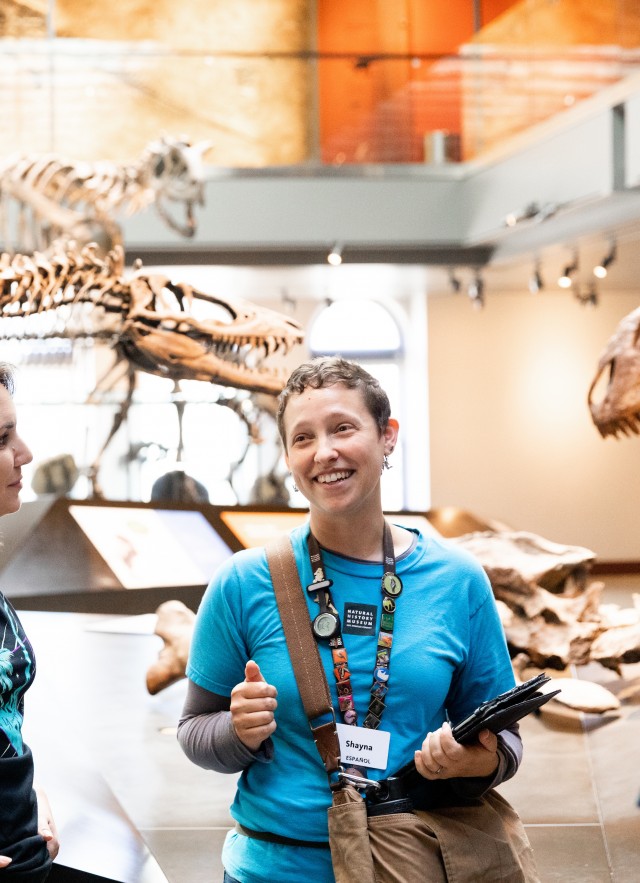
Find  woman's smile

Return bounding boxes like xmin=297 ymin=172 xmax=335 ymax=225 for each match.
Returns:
xmin=315 ymin=470 xmax=354 ymax=485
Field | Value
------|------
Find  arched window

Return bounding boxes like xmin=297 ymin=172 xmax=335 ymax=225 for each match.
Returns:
xmin=308 ymin=298 xmax=405 ymax=511
xmin=309 ymin=299 xmax=402 ymax=357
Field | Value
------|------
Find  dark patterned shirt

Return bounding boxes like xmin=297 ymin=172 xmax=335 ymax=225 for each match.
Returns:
xmin=0 ymin=592 xmax=36 ymax=759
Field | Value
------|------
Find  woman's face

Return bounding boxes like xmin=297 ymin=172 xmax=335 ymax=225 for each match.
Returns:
xmin=0 ymin=386 xmax=33 ymax=517
xmin=283 ymin=383 xmax=397 ymax=521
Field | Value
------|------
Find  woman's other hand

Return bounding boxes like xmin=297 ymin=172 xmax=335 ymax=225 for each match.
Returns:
xmin=414 ymin=722 xmax=499 ymax=780
xmin=230 ymin=660 xmax=278 ymax=752
xmin=35 ymin=787 xmax=60 ymax=861
xmin=0 ymin=855 xmax=12 ymax=869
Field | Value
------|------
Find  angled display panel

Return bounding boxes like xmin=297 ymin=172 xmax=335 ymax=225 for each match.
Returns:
xmin=69 ymin=505 xmax=232 ymax=589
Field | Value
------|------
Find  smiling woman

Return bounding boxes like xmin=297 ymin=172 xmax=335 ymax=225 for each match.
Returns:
xmin=177 ymin=354 xmax=536 ymax=883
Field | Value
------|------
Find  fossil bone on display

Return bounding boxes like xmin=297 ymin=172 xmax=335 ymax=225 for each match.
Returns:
xmin=588 ymin=304 xmax=640 ymax=438
xmin=451 ymin=530 xmax=640 ymax=674
xmin=0 ymin=136 xmax=210 ymax=254
xmin=147 ymin=600 xmax=197 ymax=695
xmin=0 ymin=243 xmax=304 ymax=492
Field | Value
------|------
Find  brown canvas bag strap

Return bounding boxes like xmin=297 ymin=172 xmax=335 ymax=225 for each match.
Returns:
xmin=266 ymin=534 xmax=342 ymax=776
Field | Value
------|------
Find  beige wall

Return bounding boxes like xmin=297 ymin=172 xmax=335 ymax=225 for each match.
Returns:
xmin=427 ymin=288 xmax=640 ymax=562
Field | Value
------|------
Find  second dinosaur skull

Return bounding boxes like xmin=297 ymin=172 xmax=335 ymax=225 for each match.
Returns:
xmin=588 ymin=305 xmax=640 ymax=439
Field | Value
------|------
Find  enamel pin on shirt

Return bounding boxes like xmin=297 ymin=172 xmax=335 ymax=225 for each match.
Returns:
xmin=306 ymin=522 xmax=402 ymax=730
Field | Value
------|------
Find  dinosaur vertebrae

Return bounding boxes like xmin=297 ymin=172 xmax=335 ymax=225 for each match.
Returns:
xmin=0 ymin=136 xmax=209 ymax=252
xmin=588 ymin=305 xmax=640 ymax=438
xmin=0 ymin=244 xmax=304 ymax=394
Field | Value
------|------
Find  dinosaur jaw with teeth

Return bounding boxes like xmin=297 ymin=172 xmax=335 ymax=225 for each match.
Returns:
xmin=119 ymin=321 xmax=301 ymax=395
xmin=121 ymin=277 xmax=304 ymax=395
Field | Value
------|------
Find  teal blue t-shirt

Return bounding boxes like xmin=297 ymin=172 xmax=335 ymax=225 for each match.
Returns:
xmin=187 ymin=524 xmax=515 ymax=883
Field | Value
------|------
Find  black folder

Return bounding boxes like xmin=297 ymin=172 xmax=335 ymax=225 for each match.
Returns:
xmin=368 ymin=673 xmax=561 ymax=809
xmin=451 ymin=672 xmax=561 ymax=744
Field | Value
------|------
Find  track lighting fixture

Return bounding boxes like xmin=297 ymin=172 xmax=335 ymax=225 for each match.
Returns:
xmin=327 ymin=243 xmax=343 ymax=266
xmin=448 ymin=268 xmax=461 ymax=293
xmin=503 ymin=201 xmax=558 ymax=228
xmin=467 ymin=273 xmax=485 ymax=309
xmin=528 ymin=262 xmax=544 ymax=294
xmin=575 ymin=283 xmax=598 ymax=308
xmin=281 ymin=288 xmax=296 ymax=312
xmin=504 ymin=202 xmax=540 ymax=228
xmin=593 ymin=242 xmax=616 ymax=279
xmin=558 ymin=254 xmax=578 ymax=288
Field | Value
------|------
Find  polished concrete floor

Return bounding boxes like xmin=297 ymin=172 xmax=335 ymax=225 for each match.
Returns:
xmin=18 ymin=574 xmax=640 ymax=882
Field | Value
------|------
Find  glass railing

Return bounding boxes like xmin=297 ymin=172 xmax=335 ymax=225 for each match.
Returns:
xmin=1 ymin=38 xmax=639 ymax=167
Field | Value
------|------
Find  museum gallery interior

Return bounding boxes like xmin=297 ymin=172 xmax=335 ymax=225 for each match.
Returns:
xmin=1 ymin=1 xmax=640 ymax=881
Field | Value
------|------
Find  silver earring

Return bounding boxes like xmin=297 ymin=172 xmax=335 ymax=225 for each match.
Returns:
xmin=382 ymin=454 xmax=391 ymax=471
xmin=292 ymin=482 xmax=299 ymax=492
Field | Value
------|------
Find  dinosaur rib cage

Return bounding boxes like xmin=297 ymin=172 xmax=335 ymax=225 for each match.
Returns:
xmin=0 ymin=245 xmax=129 ymax=339
xmin=0 ymin=244 xmax=305 ymax=395
xmin=0 ymin=154 xmax=146 ymax=212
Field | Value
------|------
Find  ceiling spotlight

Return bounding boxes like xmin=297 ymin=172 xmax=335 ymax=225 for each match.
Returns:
xmin=503 ymin=201 xmax=558 ymax=228
xmin=448 ymin=268 xmax=461 ymax=293
xmin=504 ymin=202 xmax=540 ymax=228
xmin=593 ymin=242 xmax=616 ymax=279
xmin=528 ymin=263 xmax=544 ymax=294
xmin=281 ymin=288 xmax=296 ymax=313
xmin=467 ymin=273 xmax=485 ymax=309
xmin=576 ymin=283 xmax=598 ymax=308
xmin=327 ymin=243 xmax=343 ymax=266
xmin=535 ymin=202 xmax=559 ymax=222
xmin=558 ymin=254 xmax=578 ymax=288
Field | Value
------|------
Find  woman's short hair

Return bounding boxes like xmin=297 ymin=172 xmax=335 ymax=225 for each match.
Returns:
xmin=276 ymin=356 xmax=390 ymax=447
xmin=0 ymin=363 xmax=15 ymax=396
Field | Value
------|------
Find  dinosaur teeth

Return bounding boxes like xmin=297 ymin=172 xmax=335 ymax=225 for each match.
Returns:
xmin=607 ymin=413 xmax=640 ymax=437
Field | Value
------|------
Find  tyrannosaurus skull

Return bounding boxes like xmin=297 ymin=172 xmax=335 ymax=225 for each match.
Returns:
xmin=588 ymin=305 xmax=640 ymax=438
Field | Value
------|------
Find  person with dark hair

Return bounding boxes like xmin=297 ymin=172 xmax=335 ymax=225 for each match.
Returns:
xmin=150 ymin=470 xmax=210 ymax=504
xmin=0 ymin=363 xmax=59 ymax=879
xmin=178 ymin=356 xmax=527 ymax=883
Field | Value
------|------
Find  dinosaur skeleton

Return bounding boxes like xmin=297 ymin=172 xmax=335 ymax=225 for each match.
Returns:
xmin=0 ymin=136 xmax=210 ymax=254
xmin=588 ymin=305 xmax=640 ymax=438
xmin=0 ymin=243 xmax=304 ymax=492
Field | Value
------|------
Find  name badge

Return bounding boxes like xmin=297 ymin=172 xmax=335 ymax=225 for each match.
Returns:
xmin=336 ymin=723 xmax=390 ymax=770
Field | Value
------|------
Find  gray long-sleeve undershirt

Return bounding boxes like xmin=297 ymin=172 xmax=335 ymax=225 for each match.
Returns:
xmin=177 ymin=678 xmax=523 ymax=797
xmin=177 ymin=679 xmax=274 ymax=773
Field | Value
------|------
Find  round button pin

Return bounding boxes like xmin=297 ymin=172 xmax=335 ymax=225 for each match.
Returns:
xmin=382 ymin=596 xmax=396 ymax=613
xmin=374 ymin=665 xmax=389 ymax=683
xmin=312 ymin=611 xmax=340 ymax=640
xmin=382 ymin=572 xmax=403 ymax=596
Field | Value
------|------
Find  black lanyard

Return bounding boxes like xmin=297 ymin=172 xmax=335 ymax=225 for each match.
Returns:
xmin=306 ymin=521 xmax=402 ymax=730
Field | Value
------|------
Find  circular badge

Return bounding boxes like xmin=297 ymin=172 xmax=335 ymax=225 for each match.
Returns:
xmin=374 ymin=665 xmax=390 ymax=683
xmin=382 ymin=596 xmax=396 ymax=613
xmin=312 ymin=611 xmax=340 ymax=640
xmin=382 ymin=572 xmax=403 ymax=596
